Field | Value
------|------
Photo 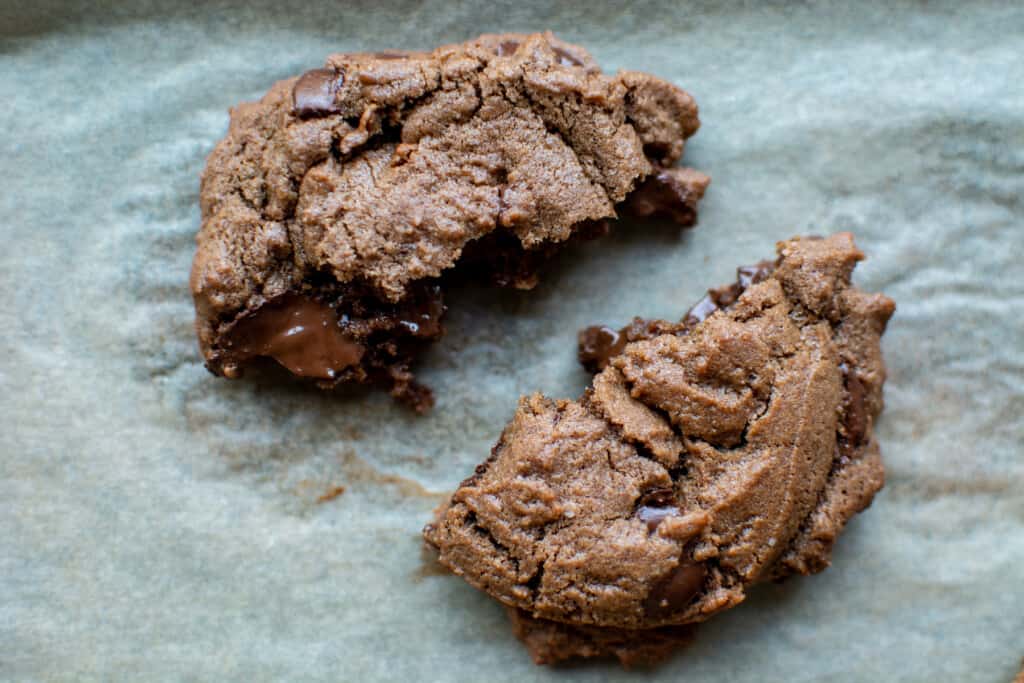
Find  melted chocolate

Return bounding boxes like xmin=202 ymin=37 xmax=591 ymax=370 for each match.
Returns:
xmin=682 ymin=285 xmax=740 ymax=327
xmin=682 ymin=260 xmax=775 ymax=324
xmin=684 ymin=260 xmax=770 ymax=327
xmin=455 ymin=221 xmax=609 ymax=290
xmin=623 ymin=171 xmax=700 ymax=226
xmin=223 ymin=293 xmax=364 ymax=379
xmin=393 ymin=285 xmax=444 ymax=337
xmin=578 ymin=318 xmax=689 ymax=373
xmin=292 ymin=68 xmax=345 ymax=118
xmin=643 ymin=558 xmax=706 ymax=619
xmin=218 ymin=282 xmax=446 ymax=411
xmin=578 ymin=326 xmax=627 ymax=374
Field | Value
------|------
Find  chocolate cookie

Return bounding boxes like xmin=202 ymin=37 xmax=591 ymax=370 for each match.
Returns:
xmin=424 ymin=233 xmax=894 ymax=657
xmin=191 ymin=32 xmax=709 ymax=410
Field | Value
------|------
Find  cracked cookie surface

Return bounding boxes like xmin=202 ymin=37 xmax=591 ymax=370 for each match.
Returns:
xmin=191 ymin=32 xmax=708 ymax=409
xmin=424 ymin=233 xmax=894 ymax=636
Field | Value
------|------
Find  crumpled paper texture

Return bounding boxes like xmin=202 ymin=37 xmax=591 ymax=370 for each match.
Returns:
xmin=2 ymin=1 xmax=1022 ymax=681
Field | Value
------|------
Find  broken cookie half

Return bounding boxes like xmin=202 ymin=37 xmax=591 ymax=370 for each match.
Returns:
xmin=191 ymin=32 xmax=709 ymax=411
xmin=424 ymin=233 xmax=894 ymax=665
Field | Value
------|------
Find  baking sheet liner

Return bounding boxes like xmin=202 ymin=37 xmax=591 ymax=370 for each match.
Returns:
xmin=2 ymin=1 xmax=1023 ymax=680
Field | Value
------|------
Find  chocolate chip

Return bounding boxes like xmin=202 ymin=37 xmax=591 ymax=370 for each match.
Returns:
xmin=683 ymin=259 xmax=779 ymax=327
xmin=584 ymin=258 xmax=778 ymax=356
xmin=709 ymin=282 xmax=742 ymax=309
xmin=636 ymin=488 xmax=680 ymax=533
xmin=737 ymin=260 xmax=776 ymax=289
xmin=578 ymin=316 xmax=698 ymax=373
xmin=223 ymin=293 xmax=363 ymax=379
xmin=577 ymin=325 xmax=627 ymax=373
xmin=292 ymin=68 xmax=345 ymax=118
xmin=552 ymin=46 xmax=583 ymax=67
xmin=682 ymin=294 xmax=719 ymax=326
xmin=643 ymin=558 xmax=706 ymax=619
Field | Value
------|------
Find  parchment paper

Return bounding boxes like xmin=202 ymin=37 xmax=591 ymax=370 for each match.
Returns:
xmin=2 ymin=1 xmax=1023 ymax=681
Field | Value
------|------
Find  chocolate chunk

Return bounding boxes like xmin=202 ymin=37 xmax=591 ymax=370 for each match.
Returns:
xmin=292 ymin=68 xmax=344 ymax=118
xmin=213 ymin=280 xmax=445 ymax=405
xmin=636 ymin=488 xmax=681 ymax=533
xmin=454 ymin=220 xmax=611 ymax=292
xmin=346 ymin=281 xmax=445 ymax=339
xmin=624 ymin=170 xmax=700 ymax=226
xmin=553 ymin=46 xmax=583 ymax=67
xmin=222 ymin=293 xmax=363 ymax=379
xmin=578 ymin=325 xmax=627 ymax=374
xmin=682 ymin=282 xmax=741 ymax=326
xmin=455 ymin=229 xmax=552 ymax=290
xmin=710 ymin=283 xmax=741 ymax=308
xmin=737 ymin=259 xmax=776 ymax=289
xmin=682 ymin=259 xmax=779 ymax=326
xmin=643 ymin=558 xmax=706 ymax=619
xmin=394 ymin=284 xmax=445 ymax=337
xmin=682 ymin=294 xmax=720 ymax=326
xmin=578 ymin=318 xmax=693 ymax=373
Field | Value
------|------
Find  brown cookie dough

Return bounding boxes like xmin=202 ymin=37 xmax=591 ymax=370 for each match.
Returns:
xmin=191 ymin=32 xmax=709 ymax=410
xmin=425 ymin=233 xmax=894 ymax=638
xmin=507 ymin=607 xmax=695 ymax=667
